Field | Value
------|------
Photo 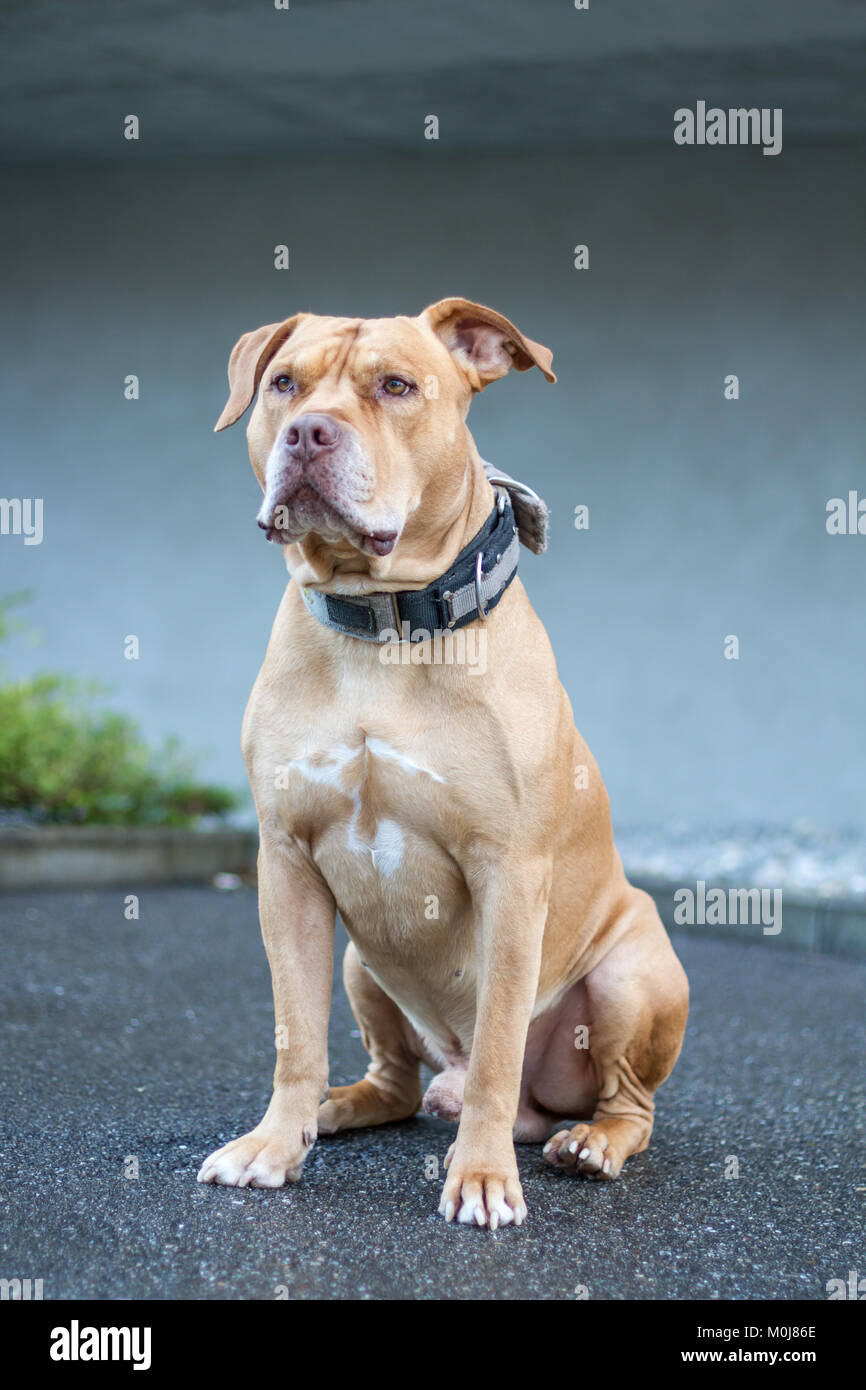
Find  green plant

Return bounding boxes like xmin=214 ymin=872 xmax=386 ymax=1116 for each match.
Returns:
xmin=0 ymin=594 xmax=238 ymax=827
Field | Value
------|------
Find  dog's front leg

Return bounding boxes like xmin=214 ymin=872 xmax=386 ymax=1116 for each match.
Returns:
xmin=197 ymin=832 xmax=335 ymax=1188
xmin=439 ymin=857 xmax=550 ymax=1229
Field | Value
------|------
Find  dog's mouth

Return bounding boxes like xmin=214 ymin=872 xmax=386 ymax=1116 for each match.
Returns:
xmin=258 ymin=483 xmax=398 ymax=558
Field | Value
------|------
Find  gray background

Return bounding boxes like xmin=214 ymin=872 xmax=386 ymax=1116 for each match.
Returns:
xmin=2 ymin=0 xmax=864 ymax=836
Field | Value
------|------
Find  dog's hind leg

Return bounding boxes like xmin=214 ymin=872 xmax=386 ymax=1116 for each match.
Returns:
xmin=318 ymin=940 xmax=423 ymax=1133
xmin=543 ymin=890 xmax=688 ymax=1179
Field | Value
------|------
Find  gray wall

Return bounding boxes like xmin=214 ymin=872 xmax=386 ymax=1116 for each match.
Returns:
xmin=3 ymin=145 xmax=864 ymax=831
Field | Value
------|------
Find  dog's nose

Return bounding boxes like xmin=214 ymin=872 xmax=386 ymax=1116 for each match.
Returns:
xmin=286 ymin=413 xmax=342 ymax=460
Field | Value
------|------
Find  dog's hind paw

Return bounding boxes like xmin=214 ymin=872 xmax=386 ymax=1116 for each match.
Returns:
xmin=542 ymin=1122 xmax=627 ymax=1179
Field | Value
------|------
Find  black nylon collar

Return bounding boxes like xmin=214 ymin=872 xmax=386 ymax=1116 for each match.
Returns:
xmin=300 ymin=490 xmax=520 ymax=642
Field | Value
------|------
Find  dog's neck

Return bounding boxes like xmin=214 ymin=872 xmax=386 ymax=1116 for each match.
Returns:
xmin=296 ymin=481 xmax=521 ymax=645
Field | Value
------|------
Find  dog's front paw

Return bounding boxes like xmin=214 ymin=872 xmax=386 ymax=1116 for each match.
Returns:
xmin=197 ymin=1124 xmax=314 ymax=1189
xmin=438 ymin=1141 xmax=526 ymax=1229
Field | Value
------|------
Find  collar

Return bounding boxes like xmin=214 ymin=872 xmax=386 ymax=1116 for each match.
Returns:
xmin=299 ymin=486 xmax=525 ymax=644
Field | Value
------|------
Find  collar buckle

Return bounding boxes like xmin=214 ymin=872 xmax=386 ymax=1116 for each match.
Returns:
xmin=474 ymin=552 xmax=490 ymax=621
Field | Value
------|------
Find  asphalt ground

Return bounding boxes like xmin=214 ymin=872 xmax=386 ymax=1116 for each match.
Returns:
xmin=0 ymin=886 xmax=863 ymax=1301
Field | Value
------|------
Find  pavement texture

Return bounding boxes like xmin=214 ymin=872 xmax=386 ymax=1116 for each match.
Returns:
xmin=0 ymin=886 xmax=864 ymax=1301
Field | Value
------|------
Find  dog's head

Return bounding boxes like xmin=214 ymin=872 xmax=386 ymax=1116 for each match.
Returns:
xmin=216 ymin=298 xmax=555 ymax=590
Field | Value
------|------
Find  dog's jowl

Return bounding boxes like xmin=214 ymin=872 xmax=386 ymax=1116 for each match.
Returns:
xmin=197 ymin=298 xmax=689 ymax=1229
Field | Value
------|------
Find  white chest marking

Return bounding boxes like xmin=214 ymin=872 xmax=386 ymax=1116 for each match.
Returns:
xmin=365 ymin=737 xmax=445 ymax=783
xmin=285 ymin=738 xmax=444 ymax=877
xmin=370 ymin=819 xmax=405 ymax=877
xmin=287 ymin=744 xmax=356 ymax=790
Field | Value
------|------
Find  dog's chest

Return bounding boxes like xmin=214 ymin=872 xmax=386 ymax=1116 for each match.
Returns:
xmin=279 ymin=732 xmax=463 ymax=919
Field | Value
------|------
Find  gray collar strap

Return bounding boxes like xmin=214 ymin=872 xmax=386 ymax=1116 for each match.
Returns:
xmin=299 ymin=469 xmax=547 ymax=644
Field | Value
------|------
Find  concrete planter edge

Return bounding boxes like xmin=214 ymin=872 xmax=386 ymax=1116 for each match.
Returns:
xmin=0 ymin=826 xmax=258 ymax=891
xmin=1 ymin=840 xmax=863 ymax=961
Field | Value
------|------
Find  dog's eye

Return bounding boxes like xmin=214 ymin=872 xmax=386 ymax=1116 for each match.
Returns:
xmin=382 ymin=377 xmax=412 ymax=396
xmin=272 ymin=375 xmax=294 ymax=393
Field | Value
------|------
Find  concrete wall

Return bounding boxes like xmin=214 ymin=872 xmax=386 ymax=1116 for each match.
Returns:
xmin=3 ymin=144 xmax=864 ymax=831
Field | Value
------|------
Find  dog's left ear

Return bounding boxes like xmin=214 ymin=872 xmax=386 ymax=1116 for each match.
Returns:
xmin=421 ymin=297 xmax=556 ymax=390
xmin=214 ymin=314 xmax=307 ymax=431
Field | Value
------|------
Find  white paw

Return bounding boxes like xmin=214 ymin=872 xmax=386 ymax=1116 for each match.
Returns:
xmin=438 ymin=1155 xmax=526 ymax=1230
xmin=197 ymin=1126 xmax=312 ymax=1188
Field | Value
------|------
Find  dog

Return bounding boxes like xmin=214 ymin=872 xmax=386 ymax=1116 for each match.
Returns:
xmin=197 ymin=298 xmax=689 ymax=1228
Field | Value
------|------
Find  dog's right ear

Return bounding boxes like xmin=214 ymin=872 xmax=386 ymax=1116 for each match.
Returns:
xmin=214 ymin=315 xmax=306 ymax=432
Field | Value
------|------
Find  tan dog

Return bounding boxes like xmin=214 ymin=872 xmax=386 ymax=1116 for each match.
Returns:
xmin=197 ymin=298 xmax=689 ymax=1228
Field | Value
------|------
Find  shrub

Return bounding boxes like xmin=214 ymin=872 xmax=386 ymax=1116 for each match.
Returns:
xmin=0 ymin=594 xmax=238 ymax=827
